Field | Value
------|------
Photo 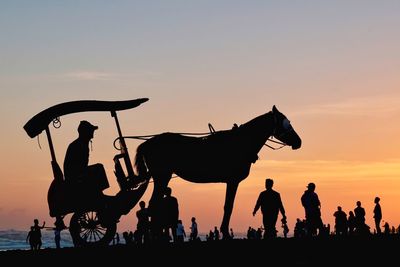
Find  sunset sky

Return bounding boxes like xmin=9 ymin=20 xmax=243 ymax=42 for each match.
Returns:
xmin=1 ymin=1 xmax=400 ymax=236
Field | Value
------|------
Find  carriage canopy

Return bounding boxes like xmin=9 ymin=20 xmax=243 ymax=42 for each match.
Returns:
xmin=23 ymin=98 xmax=149 ymax=138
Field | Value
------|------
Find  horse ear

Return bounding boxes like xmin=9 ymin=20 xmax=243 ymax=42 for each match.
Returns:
xmin=272 ymin=105 xmax=278 ymax=113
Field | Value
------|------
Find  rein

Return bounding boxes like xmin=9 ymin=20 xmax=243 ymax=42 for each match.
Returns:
xmin=113 ymin=132 xmax=212 ymax=150
xmin=264 ymin=138 xmax=287 ymax=150
xmin=114 ymin=115 xmax=288 ymax=151
xmin=114 ymin=134 xmax=287 ymax=151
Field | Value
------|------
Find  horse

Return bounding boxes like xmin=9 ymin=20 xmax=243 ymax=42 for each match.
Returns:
xmin=134 ymin=105 xmax=302 ymax=239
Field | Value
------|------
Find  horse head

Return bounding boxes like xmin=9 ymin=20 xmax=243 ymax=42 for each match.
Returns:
xmin=271 ymin=105 xmax=302 ymax=150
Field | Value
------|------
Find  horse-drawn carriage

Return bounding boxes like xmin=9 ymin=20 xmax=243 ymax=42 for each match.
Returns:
xmin=24 ymin=99 xmax=301 ymax=244
xmin=23 ymin=99 xmax=150 ymax=246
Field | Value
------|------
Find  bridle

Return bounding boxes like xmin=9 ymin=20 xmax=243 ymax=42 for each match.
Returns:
xmin=264 ymin=113 xmax=291 ymax=150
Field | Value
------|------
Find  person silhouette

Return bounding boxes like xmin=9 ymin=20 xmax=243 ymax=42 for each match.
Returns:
xmin=383 ymin=222 xmax=390 ymax=235
xmin=333 ymin=206 xmax=347 ymax=236
xmin=26 ymin=226 xmax=36 ymax=250
xmin=63 ymin=120 xmax=109 ymax=204
xmin=213 ymin=226 xmax=220 ymax=240
xmin=253 ymin=178 xmax=286 ymax=238
xmin=32 ymin=219 xmax=45 ymax=250
xmin=64 ymin=120 xmax=98 ymax=185
xmin=162 ymin=187 xmax=179 ymax=242
xmin=347 ymin=211 xmax=356 ymax=235
xmin=189 ymin=217 xmax=198 ymax=241
xmin=354 ymin=200 xmax=369 ymax=235
xmin=136 ymin=200 xmax=150 ymax=245
xmin=373 ymin=197 xmax=382 ymax=235
xmin=176 ymin=219 xmax=186 ymax=243
xmin=53 ymin=216 xmax=66 ymax=249
xmin=301 ymin=182 xmax=323 ymax=236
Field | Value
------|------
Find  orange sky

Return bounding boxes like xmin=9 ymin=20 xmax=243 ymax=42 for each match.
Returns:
xmin=1 ymin=2 xmax=400 ymax=235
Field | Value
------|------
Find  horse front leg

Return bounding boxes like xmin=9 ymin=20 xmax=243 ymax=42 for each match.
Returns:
xmin=221 ymin=181 xmax=239 ymax=240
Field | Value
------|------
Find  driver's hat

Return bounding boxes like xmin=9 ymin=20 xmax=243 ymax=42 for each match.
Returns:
xmin=307 ymin=182 xmax=316 ymax=189
xmin=78 ymin=120 xmax=98 ymax=133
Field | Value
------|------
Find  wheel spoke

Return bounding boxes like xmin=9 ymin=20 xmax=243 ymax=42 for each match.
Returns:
xmin=93 ymin=230 xmax=102 ymax=241
xmin=82 ymin=229 xmax=90 ymax=240
xmin=94 ymin=228 xmax=105 ymax=237
xmin=89 ymin=230 xmax=94 ymax=242
xmin=96 ymin=227 xmax=107 ymax=235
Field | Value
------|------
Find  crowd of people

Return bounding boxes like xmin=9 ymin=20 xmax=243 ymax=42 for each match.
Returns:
xmin=28 ymin=174 xmax=398 ymax=249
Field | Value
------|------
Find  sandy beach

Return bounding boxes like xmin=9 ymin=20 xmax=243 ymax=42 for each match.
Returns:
xmin=1 ymin=236 xmax=399 ymax=265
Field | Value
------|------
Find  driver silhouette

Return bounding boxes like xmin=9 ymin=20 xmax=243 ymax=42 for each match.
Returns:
xmin=64 ymin=120 xmax=98 ymax=183
xmin=64 ymin=120 xmax=108 ymax=199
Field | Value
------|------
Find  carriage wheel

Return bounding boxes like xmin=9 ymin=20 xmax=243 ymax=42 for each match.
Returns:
xmin=69 ymin=210 xmax=116 ymax=247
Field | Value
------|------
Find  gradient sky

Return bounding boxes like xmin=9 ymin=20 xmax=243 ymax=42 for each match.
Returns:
xmin=1 ymin=1 xmax=400 ymax=235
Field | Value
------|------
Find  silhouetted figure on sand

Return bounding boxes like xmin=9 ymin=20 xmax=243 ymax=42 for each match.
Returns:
xmin=347 ymin=211 xmax=356 ymax=235
xmin=354 ymin=201 xmax=370 ymax=235
xmin=136 ymin=200 xmax=150 ymax=245
xmin=162 ymin=187 xmax=179 ymax=242
xmin=301 ymin=182 xmax=324 ymax=236
xmin=122 ymin=231 xmax=133 ymax=245
xmin=26 ymin=227 xmax=36 ymax=250
xmin=373 ymin=197 xmax=382 ymax=235
xmin=253 ymin=178 xmax=286 ymax=238
xmin=176 ymin=220 xmax=186 ymax=243
xmin=256 ymin=227 xmax=263 ymax=239
xmin=383 ymin=222 xmax=390 ymax=235
xmin=333 ymin=206 xmax=348 ymax=236
xmin=54 ymin=217 xmax=66 ymax=249
xmin=208 ymin=230 xmax=214 ymax=241
xmin=28 ymin=219 xmax=45 ymax=250
xmin=294 ymin=218 xmax=306 ymax=238
xmin=189 ymin=217 xmax=198 ymax=241
xmin=214 ymin=226 xmax=220 ymax=241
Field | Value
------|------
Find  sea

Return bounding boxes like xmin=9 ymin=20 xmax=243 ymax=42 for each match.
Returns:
xmin=0 ymin=230 xmax=248 ymax=251
xmin=0 ymin=229 xmax=74 ymax=251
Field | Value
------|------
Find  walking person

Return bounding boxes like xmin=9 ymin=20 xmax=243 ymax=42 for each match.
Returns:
xmin=301 ymin=182 xmax=323 ymax=236
xmin=162 ymin=187 xmax=179 ymax=242
xmin=176 ymin=220 xmax=186 ymax=243
xmin=189 ymin=217 xmax=198 ymax=241
xmin=373 ymin=197 xmax=382 ymax=235
xmin=253 ymin=178 xmax=286 ymax=238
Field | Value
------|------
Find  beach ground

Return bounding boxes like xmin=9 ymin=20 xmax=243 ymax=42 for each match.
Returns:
xmin=1 ymin=236 xmax=398 ymax=265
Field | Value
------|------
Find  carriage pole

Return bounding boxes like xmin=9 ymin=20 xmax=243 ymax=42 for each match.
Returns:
xmin=45 ymin=126 xmax=63 ymax=181
xmin=110 ymin=110 xmax=135 ymax=178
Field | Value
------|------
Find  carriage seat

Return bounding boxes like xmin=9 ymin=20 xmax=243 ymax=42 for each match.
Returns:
xmin=48 ymin=162 xmax=110 ymax=217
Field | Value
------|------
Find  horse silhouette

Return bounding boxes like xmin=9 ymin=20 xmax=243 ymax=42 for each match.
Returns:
xmin=134 ymin=105 xmax=301 ymax=239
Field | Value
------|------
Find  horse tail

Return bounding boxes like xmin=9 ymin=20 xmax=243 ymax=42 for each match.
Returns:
xmin=134 ymin=142 xmax=150 ymax=181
